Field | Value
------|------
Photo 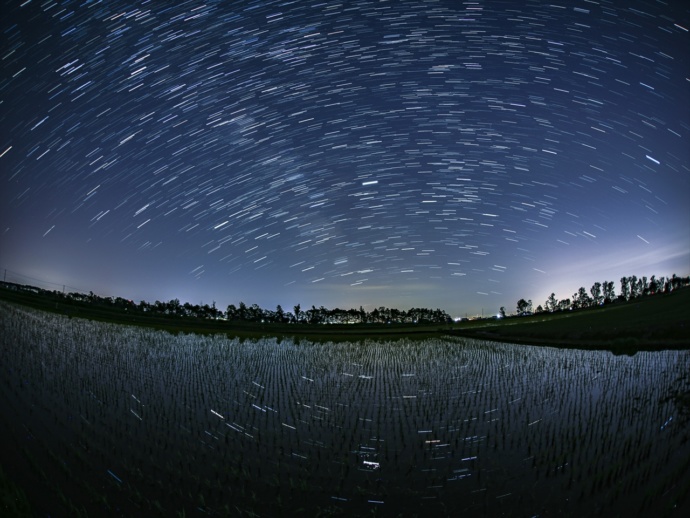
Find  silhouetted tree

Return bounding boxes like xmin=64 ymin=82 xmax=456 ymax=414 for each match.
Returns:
xmin=590 ymin=282 xmax=603 ymax=306
xmin=648 ymin=275 xmax=657 ymax=295
xmin=602 ymin=281 xmax=615 ymax=303
xmin=655 ymin=276 xmax=665 ymax=293
xmin=629 ymin=275 xmax=639 ymax=298
xmin=572 ymin=287 xmax=592 ymax=309
xmin=249 ymin=304 xmax=263 ymax=322
xmin=671 ymin=273 xmax=681 ymax=291
xmin=516 ymin=298 xmax=532 ymax=316
xmin=620 ymin=276 xmax=630 ymax=301
xmin=199 ymin=303 xmax=211 ymax=319
xmin=167 ymin=298 xmax=181 ymax=316
xmin=545 ymin=293 xmax=558 ymax=313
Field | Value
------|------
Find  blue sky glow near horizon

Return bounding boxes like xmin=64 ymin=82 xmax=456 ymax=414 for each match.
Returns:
xmin=1 ymin=0 xmax=689 ymax=318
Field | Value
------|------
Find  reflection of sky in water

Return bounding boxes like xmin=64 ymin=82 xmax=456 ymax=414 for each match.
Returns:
xmin=4 ymin=304 xmax=689 ymax=515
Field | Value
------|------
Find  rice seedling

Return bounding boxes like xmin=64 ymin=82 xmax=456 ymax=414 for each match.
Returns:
xmin=1 ymin=301 xmax=689 ymax=515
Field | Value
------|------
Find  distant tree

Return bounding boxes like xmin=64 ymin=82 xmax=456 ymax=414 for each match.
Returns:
xmin=671 ymin=273 xmax=680 ymax=291
xmin=306 ymin=305 xmax=320 ymax=324
xmin=558 ymin=298 xmax=571 ymax=312
xmin=435 ymin=308 xmax=452 ymax=323
xmin=370 ymin=307 xmax=381 ymax=323
xmin=572 ymin=287 xmax=592 ymax=309
xmin=629 ymin=275 xmax=639 ymax=298
xmin=535 ymin=305 xmax=544 ymax=314
xmin=226 ymin=304 xmax=237 ymax=321
xmin=198 ymin=303 xmax=211 ymax=319
xmin=166 ymin=298 xmax=180 ymax=315
xmin=665 ymin=273 xmax=689 ymax=292
xmin=681 ymin=275 xmax=690 ymax=288
xmin=262 ymin=308 xmax=276 ymax=323
xmin=345 ymin=308 xmax=359 ymax=324
xmin=249 ymin=304 xmax=263 ymax=322
xmin=113 ymin=297 xmax=132 ymax=310
xmin=545 ymin=293 xmax=558 ymax=313
xmin=648 ymin=275 xmax=657 ymax=295
xmin=655 ymin=276 xmax=665 ymax=294
xmin=620 ymin=276 xmax=630 ymax=301
xmin=516 ymin=298 xmax=532 ymax=316
xmin=499 ymin=306 xmax=506 ymax=318
xmin=319 ymin=305 xmax=329 ymax=323
xmin=275 ymin=304 xmax=285 ymax=323
xmin=571 ymin=288 xmax=581 ymax=308
xmin=238 ymin=301 xmax=247 ymax=321
xmin=590 ymin=282 xmax=603 ymax=306
xmin=602 ymin=281 xmax=615 ymax=303
xmin=293 ymin=303 xmax=301 ymax=323
xmin=638 ymin=276 xmax=648 ymax=295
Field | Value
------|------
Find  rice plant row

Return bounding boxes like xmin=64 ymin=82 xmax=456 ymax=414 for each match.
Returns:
xmin=1 ymin=301 xmax=688 ymax=516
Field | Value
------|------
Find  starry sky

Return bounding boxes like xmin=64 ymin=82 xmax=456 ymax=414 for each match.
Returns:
xmin=2 ymin=0 xmax=689 ymax=318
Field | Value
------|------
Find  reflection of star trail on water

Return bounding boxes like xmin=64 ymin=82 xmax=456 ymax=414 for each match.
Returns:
xmin=2 ymin=306 xmax=689 ymax=515
xmin=1 ymin=1 xmax=688 ymax=315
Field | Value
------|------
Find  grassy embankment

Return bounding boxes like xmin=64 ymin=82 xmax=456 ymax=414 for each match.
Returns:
xmin=450 ymin=287 xmax=689 ymax=352
xmin=1 ymin=284 xmax=688 ymax=350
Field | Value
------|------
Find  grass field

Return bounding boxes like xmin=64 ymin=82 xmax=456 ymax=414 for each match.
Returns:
xmin=450 ymin=287 xmax=689 ymax=352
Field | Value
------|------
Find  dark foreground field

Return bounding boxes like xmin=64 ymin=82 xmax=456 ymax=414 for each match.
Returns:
xmin=1 ymin=303 xmax=689 ymax=517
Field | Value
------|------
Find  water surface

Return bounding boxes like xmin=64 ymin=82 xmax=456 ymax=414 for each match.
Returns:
xmin=2 ymin=303 xmax=688 ymax=516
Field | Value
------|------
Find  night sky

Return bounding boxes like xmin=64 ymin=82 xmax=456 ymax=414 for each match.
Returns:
xmin=2 ymin=0 xmax=688 ymax=318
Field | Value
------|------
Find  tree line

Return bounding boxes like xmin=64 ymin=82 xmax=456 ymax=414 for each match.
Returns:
xmin=0 ymin=281 xmax=452 ymax=325
xmin=127 ymin=298 xmax=452 ymax=325
xmin=512 ymin=273 xmax=689 ymax=317
xmin=225 ymin=303 xmax=452 ymax=325
xmin=133 ymin=299 xmax=452 ymax=325
xmin=2 ymin=271 xmax=687 ymax=325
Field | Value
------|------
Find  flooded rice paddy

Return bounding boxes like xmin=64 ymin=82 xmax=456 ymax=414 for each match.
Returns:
xmin=1 ymin=302 xmax=689 ymax=516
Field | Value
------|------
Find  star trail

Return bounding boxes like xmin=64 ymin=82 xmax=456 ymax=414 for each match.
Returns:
xmin=1 ymin=0 xmax=688 ymax=317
